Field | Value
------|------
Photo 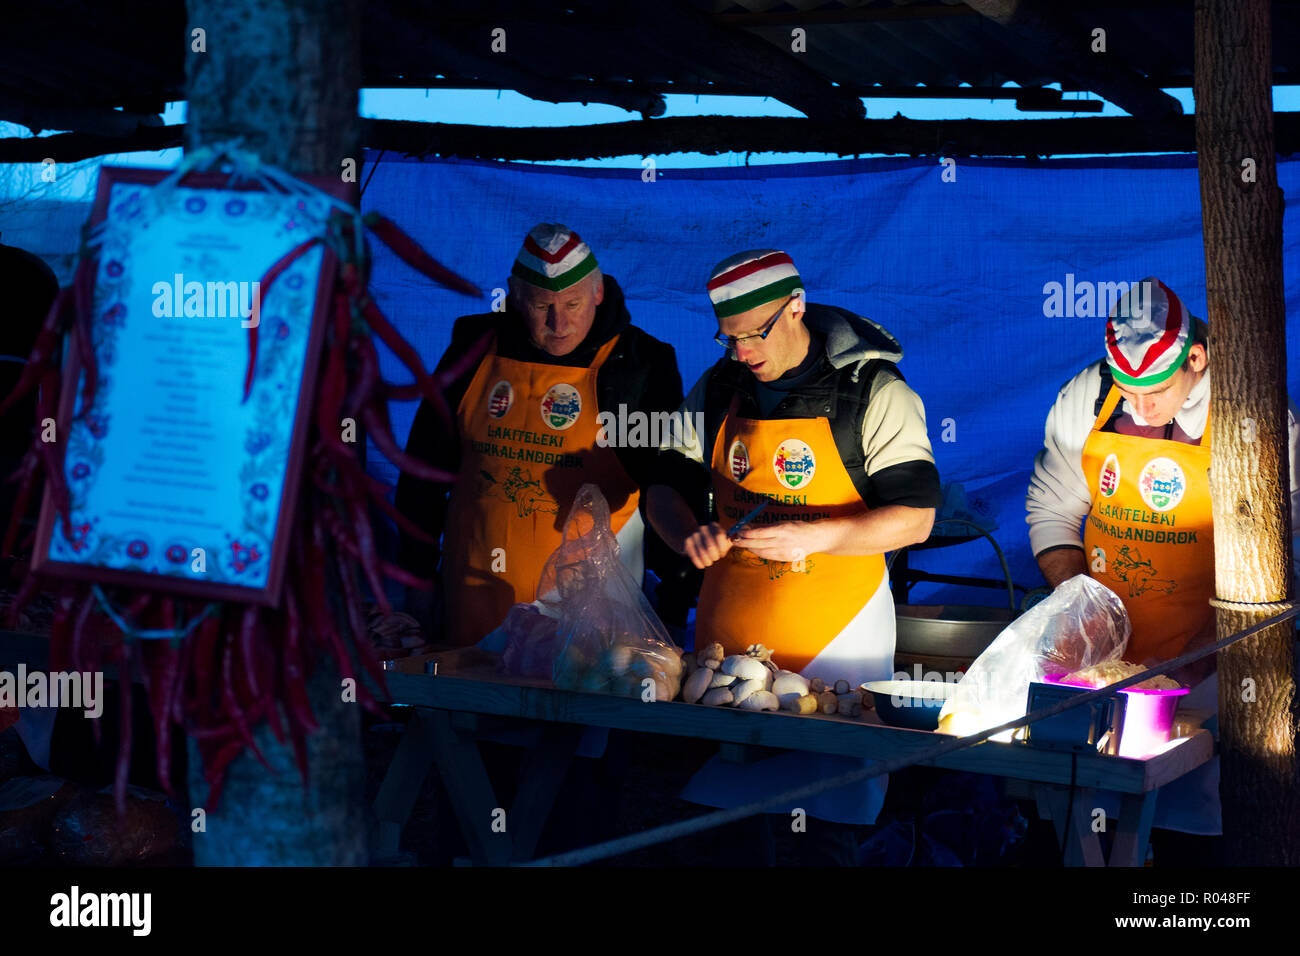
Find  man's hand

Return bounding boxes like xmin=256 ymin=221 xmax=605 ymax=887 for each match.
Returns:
xmin=732 ymin=520 xmax=828 ymax=563
xmin=683 ymin=523 xmax=733 ymax=569
xmin=1037 ymin=546 xmax=1087 ymax=589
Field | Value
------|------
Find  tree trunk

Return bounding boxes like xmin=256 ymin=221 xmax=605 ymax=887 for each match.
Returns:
xmin=184 ymin=0 xmax=361 ymax=176
xmin=1194 ymin=0 xmax=1300 ymax=865
xmin=183 ymin=0 xmax=368 ymax=865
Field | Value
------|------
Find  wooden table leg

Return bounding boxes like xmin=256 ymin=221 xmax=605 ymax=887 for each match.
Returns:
xmin=425 ymin=708 xmax=514 ymax=866
xmin=372 ymin=708 xmax=441 ymax=861
xmin=1033 ymin=784 xmax=1070 ymax=849
xmin=508 ymin=724 xmax=585 ymax=862
xmin=1034 ymin=783 xmax=1107 ymax=867
xmin=1066 ymin=789 xmax=1107 ymax=867
xmin=1109 ymin=791 xmax=1158 ymax=867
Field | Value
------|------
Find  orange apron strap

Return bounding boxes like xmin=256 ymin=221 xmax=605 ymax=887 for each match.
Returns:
xmin=710 ymin=393 xmax=743 ymax=464
xmin=1094 ymin=379 xmax=1213 ymax=447
xmin=591 ymin=336 xmax=619 ymax=367
xmin=455 ymin=331 xmax=499 ymax=418
xmin=1093 ymin=382 xmax=1123 ymax=431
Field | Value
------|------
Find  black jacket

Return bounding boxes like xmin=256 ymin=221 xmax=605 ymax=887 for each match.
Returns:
xmin=395 ymin=275 xmax=685 ymax=579
xmin=655 ymin=303 xmax=942 ymax=514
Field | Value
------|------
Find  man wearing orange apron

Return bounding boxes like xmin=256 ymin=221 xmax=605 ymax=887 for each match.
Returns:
xmin=395 ymin=223 xmax=687 ymax=648
xmin=394 ymin=225 xmax=689 ymax=851
xmin=648 ymin=249 xmax=941 ymax=849
xmin=1027 ymin=277 xmax=1300 ymax=844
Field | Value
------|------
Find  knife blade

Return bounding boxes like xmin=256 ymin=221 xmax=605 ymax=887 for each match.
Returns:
xmin=727 ymin=500 xmax=769 ymax=539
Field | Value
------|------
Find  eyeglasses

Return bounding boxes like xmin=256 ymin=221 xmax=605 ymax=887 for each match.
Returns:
xmin=713 ymin=297 xmax=791 ymax=350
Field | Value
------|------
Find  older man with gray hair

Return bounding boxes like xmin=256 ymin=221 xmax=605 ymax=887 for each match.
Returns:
xmin=396 ymin=223 xmax=690 ymax=647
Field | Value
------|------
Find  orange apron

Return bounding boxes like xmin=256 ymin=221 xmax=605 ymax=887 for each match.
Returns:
xmin=1081 ymin=386 xmax=1215 ymax=664
xmin=697 ymin=405 xmax=887 ymax=674
xmin=684 ymin=401 xmax=894 ymax=825
xmin=442 ymin=336 xmax=640 ymax=646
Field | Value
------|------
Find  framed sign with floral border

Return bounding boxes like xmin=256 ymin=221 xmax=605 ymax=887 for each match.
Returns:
xmin=32 ymin=165 xmax=348 ymax=605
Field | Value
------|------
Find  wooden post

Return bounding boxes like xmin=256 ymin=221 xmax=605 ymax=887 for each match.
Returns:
xmin=1194 ymin=0 xmax=1299 ymax=865
xmin=184 ymin=0 xmax=361 ymax=176
xmin=182 ymin=0 xmax=368 ymax=865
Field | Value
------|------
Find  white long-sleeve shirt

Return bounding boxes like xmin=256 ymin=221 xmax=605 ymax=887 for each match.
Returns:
xmin=1026 ymin=360 xmax=1300 ymax=584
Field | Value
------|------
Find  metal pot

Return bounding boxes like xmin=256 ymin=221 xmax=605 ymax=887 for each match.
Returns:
xmin=895 ymin=604 xmax=1017 ymax=660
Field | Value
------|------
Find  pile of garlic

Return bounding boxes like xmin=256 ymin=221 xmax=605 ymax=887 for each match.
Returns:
xmin=679 ymin=642 xmax=781 ymax=711
xmin=679 ymin=643 xmax=871 ymax=718
xmin=784 ymin=677 xmax=871 ymax=718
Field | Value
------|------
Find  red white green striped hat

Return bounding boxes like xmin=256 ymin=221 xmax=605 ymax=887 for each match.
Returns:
xmin=1105 ymin=277 xmax=1194 ymax=387
xmin=511 ymin=223 xmax=598 ymax=292
xmin=707 ymin=249 xmax=804 ymax=319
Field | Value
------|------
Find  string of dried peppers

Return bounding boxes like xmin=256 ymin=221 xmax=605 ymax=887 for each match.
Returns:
xmin=0 ymin=173 xmax=484 ymax=813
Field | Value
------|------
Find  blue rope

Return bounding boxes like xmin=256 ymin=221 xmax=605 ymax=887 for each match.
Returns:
xmin=91 ymin=584 xmax=220 ymax=642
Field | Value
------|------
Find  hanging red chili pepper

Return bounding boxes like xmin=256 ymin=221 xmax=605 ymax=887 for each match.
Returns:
xmin=364 ymin=213 xmax=481 ymax=298
xmin=245 ymin=236 xmax=324 ymax=402
xmin=0 ymin=204 xmax=480 ymax=810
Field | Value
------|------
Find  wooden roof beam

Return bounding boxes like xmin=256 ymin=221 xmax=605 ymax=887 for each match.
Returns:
xmin=646 ymin=0 xmax=866 ymax=121
xmin=8 ymin=114 xmax=1300 ymax=165
xmin=366 ymin=3 xmax=667 ymax=117
xmin=964 ymin=0 xmax=1184 ymax=119
xmin=361 ymin=76 xmax=1102 ymax=110
xmin=354 ymin=114 xmax=1299 ymax=160
xmin=0 ymin=124 xmax=182 ymax=163
xmin=713 ymin=4 xmax=981 ymax=27
xmin=0 ymin=97 xmax=164 ymax=137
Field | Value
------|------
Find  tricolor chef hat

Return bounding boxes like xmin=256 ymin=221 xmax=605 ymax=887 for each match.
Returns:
xmin=1105 ymin=277 xmax=1197 ymax=387
xmin=511 ymin=223 xmax=599 ymax=292
xmin=707 ymin=249 xmax=804 ymax=319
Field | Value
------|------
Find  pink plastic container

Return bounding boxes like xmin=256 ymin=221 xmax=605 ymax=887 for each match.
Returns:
xmin=1044 ymin=676 xmax=1189 ymax=758
xmin=1113 ymin=686 xmax=1189 ymax=758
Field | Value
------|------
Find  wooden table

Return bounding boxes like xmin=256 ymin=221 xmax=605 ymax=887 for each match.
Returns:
xmin=371 ymin=649 xmax=1215 ymax=867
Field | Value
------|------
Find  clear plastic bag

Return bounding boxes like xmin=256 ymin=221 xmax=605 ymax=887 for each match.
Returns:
xmin=936 ymin=575 xmax=1130 ymax=737
xmin=499 ymin=603 xmax=563 ymax=680
xmin=541 ymin=484 xmax=683 ymax=700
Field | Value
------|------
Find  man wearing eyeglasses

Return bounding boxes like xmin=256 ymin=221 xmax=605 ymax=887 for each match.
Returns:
xmin=647 ymin=249 xmax=941 ymax=839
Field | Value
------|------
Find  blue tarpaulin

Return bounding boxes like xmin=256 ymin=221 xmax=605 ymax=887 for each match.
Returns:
xmin=360 ymin=152 xmax=1300 ymax=604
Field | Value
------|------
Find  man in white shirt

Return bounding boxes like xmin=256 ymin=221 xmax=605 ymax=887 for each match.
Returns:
xmin=1027 ymin=277 xmax=1299 ymax=665
xmin=1025 ymin=276 xmax=1299 ymax=839
xmin=648 ymin=249 xmax=939 ymax=854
